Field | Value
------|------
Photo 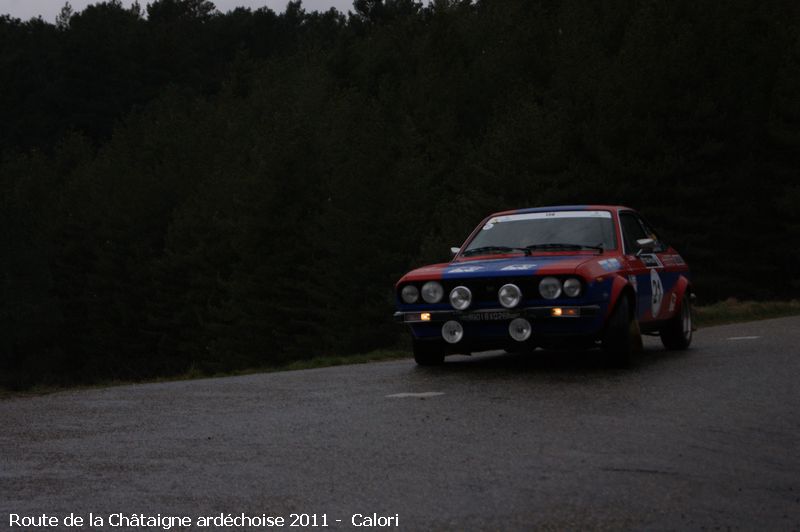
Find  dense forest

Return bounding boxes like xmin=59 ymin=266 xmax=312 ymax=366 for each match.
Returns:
xmin=2 ymin=0 xmax=799 ymax=389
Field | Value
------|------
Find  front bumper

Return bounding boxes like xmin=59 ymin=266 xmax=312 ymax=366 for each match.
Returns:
xmin=394 ymin=304 xmax=606 ymax=350
xmin=394 ymin=305 xmax=601 ymax=323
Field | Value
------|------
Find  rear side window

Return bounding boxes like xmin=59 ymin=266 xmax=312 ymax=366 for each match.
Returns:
xmin=619 ymin=212 xmax=649 ymax=254
xmin=638 ymin=217 xmax=663 ymax=245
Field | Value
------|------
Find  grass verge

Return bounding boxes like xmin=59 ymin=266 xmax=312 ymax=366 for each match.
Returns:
xmin=0 ymin=349 xmax=408 ymax=399
xmin=694 ymin=298 xmax=800 ymax=327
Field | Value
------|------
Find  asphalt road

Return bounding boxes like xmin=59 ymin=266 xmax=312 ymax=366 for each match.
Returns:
xmin=2 ymin=317 xmax=799 ymax=531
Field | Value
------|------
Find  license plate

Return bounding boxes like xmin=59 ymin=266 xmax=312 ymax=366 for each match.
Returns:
xmin=460 ymin=310 xmax=519 ymax=322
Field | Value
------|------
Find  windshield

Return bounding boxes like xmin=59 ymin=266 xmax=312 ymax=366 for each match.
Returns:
xmin=463 ymin=210 xmax=617 ymax=254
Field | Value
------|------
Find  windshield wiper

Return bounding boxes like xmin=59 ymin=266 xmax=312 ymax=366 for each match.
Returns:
xmin=462 ymin=246 xmax=531 ymax=257
xmin=525 ymin=243 xmax=604 ymax=253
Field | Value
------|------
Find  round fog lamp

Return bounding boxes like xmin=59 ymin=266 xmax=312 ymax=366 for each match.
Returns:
xmin=449 ymin=286 xmax=472 ymax=310
xmin=421 ymin=281 xmax=444 ymax=303
xmin=563 ymin=278 xmax=582 ymax=297
xmin=442 ymin=320 xmax=464 ymax=344
xmin=498 ymin=283 xmax=522 ymax=308
xmin=508 ymin=318 xmax=532 ymax=342
xmin=539 ymin=276 xmax=562 ymax=299
xmin=401 ymin=285 xmax=419 ymax=303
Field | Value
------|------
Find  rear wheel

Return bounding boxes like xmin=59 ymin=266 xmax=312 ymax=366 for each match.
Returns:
xmin=413 ymin=339 xmax=445 ymax=366
xmin=602 ymin=296 xmax=643 ymax=367
xmin=661 ymin=295 xmax=693 ymax=350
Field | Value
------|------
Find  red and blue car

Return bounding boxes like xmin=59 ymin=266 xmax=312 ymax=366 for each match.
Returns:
xmin=394 ymin=205 xmax=693 ymax=366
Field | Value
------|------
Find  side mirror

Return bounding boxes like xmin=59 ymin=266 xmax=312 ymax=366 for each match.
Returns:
xmin=636 ymin=238 xmax=656 ymax=254
xmin=450 ymin=247 xmax=460 ymax=255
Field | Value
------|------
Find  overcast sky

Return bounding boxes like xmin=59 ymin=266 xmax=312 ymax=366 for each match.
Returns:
xmin=0 ymin=0 xmax=355 ymax=21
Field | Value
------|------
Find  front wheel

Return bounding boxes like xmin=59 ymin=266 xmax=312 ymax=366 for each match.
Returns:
xmin=661 ymin=295 xmax=693 ymax=350
xmin=413 ymin=339 xmax=445 ymax=366
xmin=602 ymin=296 xmax=643 ymax=367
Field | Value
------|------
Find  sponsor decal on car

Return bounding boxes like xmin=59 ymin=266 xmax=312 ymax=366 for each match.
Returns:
xmin=661 ymin=254 xmax=686 ymax=266
xmin=500 ymin=264 xmax=538 ymax=271
xmin=599 ymin=258 xmax=621 ymax=271
xmin=447 ymin=265 xmax=486 ymax=274
xmin=640 ymin=254 xmax=663 ymax=268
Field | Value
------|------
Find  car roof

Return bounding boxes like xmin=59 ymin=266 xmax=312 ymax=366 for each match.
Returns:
xmin=489 ymin=205 xmax=633 ymax=217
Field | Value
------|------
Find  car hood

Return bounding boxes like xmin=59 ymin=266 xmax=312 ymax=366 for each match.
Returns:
xmin=399 ymin=254 xmax=604 ymax=283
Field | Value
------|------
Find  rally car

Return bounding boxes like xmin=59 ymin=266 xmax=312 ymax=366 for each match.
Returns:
xmin=394 ymin=206 xmax=693 ymax=366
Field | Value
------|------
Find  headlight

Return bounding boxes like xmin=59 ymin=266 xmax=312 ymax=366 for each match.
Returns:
xmin=421 ymin=281 xmax=444 ymax=303
xmin=498 ymin=283 xmax=522 ymax=308
xmin=449 ymin=286 xmax=472 ymax=310
xmin=508 ymin=318 xmax=532 ymax=342
xmin=401 ymin=285 xmax=419 ymax=303
xmin=539 ymin=277 xmax=562 ymax=299
xmin=442 ymin=320 xmax=464 ymax=344
xmin=563 ymin=278 xmax=582 ymax=297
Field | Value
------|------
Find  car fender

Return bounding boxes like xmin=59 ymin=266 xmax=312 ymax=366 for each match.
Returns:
xmin=607 ymin=274 xmax=636 ymax=320
xmin=670 ymin=274 xmax=692 ymax=316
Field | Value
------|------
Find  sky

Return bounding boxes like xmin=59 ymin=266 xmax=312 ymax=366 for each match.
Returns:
xmin=0 ymin=0 xmax=355 ymax=21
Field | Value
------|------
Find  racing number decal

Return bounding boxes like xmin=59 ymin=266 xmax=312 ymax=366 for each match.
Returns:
xmin=650 ymin=269 xmax=664 ymax=318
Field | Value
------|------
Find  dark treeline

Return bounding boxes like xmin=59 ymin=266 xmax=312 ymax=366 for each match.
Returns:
xmin=2 ymin=0 xmax=799 ymax=388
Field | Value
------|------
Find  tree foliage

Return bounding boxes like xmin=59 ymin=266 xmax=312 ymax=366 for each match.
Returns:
xmin=1 ymin=0 xmax=798 ymax=388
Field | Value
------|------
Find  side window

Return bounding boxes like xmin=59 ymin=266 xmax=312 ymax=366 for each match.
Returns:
xmin=638 ymin=217 xmax=667 ymax=252
xmin=619 ymin=212 xmax=649 ymax=254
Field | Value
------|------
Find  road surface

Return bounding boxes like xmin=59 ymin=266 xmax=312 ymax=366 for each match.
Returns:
xmin=2 ymin=317 xmax=799 ymax=530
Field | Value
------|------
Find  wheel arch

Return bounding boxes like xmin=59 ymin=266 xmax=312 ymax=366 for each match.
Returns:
xmin=608 ymin=274 xmax=637 ymax=320
xmin=672 ymin=274 xmax=693 ymax=312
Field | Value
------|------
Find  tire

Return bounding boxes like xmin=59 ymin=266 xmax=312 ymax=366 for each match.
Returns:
xmin=660 ymin=295 xmax=693 ymax=350
xmin=413 ymin=339 xmax=445 ymax=366
xmin=602 ymin=295 xmax=643 ymax=367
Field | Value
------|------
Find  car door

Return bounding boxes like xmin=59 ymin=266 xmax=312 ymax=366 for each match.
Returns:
xmin=637 ymin=215 xmax=688 ymax=320
xmin=619 ymin=211 xmax=666 ymax=322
